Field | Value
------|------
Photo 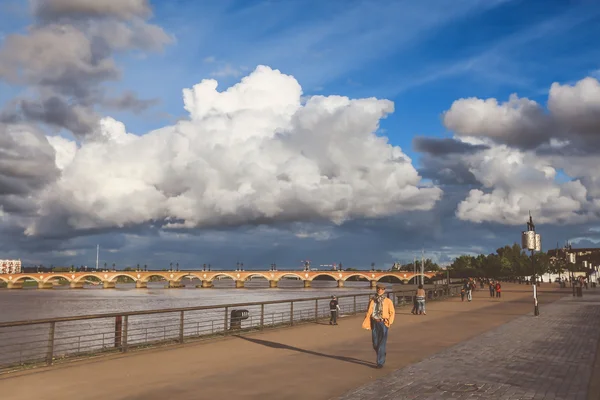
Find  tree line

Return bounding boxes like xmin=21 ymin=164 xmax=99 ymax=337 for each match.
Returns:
xmin=445 ymin=243 xmax=595 ymax=280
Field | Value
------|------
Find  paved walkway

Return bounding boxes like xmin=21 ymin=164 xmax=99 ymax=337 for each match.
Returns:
xmin=0 ymin=284 xmax=575 ymax=399
xmin=338 ymin=290 xmax=600 ymax=400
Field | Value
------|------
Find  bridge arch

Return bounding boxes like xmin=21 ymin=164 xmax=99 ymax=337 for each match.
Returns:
xmin=278 ymin=273 xmax=304 ymax=281
xmin=310 ymin=273 xmax=337 ymax=281
xmin=108 ymin=273 xmax=138 ymax=283
xmin=211 ymin=273 xmax=236 ymax=281
xmin=245 ymin=273 xmax=269 ymax=281
xmin=375 ymin=274 xmax=404 ymax=284
xmin=140 ymin=274 xmax=170 ymax=283
xmin=0 ymin=276 xmax=8 ymax=283
xmin=176 ymin=273 xmax=204 ymax=282
xmin=342 ymin=273 xmax=371 ymax=282
xmin=41 ymin=274 xmax=74 ymax=284
xmin=74 ymin=274 xmax=107 ymax=284
xmin=10 ymin=275 xmax=40 ymax=283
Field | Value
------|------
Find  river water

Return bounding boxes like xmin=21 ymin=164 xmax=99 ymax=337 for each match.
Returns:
xmin=0 ymin=278 xmax=423 ymax=323
xmin=0 ymin=279 xmax=430 ymax=370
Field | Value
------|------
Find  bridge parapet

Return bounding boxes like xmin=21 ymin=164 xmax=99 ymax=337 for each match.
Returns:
xmin=0 ymin=270 xmax=439 ymax=289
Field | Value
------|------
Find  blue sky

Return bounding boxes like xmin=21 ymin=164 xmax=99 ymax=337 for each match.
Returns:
xmin=113 ymin=0 xmax=600 ymax=158
xmin=1 ymin=0 xmax=600 ymax=268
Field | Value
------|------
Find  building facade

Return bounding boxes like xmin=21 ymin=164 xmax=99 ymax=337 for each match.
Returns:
xmin=0 ymin=259 xmax=22 ymax=274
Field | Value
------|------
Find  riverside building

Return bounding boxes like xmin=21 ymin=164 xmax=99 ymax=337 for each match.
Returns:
xmin=0 ymin=259 xmax=22 ymax=274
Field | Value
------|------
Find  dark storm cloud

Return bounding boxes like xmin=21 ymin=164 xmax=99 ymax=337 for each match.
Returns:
xmin=413 ymin=136 xmax=489 ymax=155
xmin=0 ymin=123 xmax=59 ymax=197
xmin=0 ymin=0 xmax=171 ymax=137
xmin=103 ymin=91 xmax=160 ymax=113
xmin=32 ymin=0 xmax=151 ymax=22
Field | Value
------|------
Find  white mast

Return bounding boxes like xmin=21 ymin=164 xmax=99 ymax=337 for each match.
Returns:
xmin=421 ymin=249 xmax=425 ymax=285
xmin=413 ymin=255 xmax=416 ymax=286
xmin=96 ymin=244 xmax=99 ymax=271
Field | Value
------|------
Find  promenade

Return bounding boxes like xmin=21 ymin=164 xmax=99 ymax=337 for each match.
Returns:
xmin=0 ymin=284 xmax=595 ymax=400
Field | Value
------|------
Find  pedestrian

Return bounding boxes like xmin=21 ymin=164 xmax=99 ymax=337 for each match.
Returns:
xmin=329 ymin=295 xmax=339 ymax=325
xmin=362 ymin=284 xmax=395 ymax=369
xmin=495 ymin=281 xmax=501 ymax=298
xmin=411 ymin=293 xmax=418 ymax=314
xmin=460 ymin=287 xmax=465 ymax=302
xmin=463 ymin=280 xmax=472 ymax=302
xmin=489 ymin=281 xmax=495 ymax=298
xmin=416 ymin=284 xmax=426 ymax=315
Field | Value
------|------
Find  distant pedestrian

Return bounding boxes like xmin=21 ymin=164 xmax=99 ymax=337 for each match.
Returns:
xmin=411 ymin=293 xmax=418 ymax=314
xmin=460 ymin=287 xmax=465 ymax=302
xmin=489 ymin=281 xmax=495 ymax=298
xmin=463 ymin=280 xmax=472 ymax=302
xmin=495 ymin=282 xmax=501 ymax=298
xmin=362 ymin=284 xmax=395 ymax=369
xmin=416 ymin=284 xmax=426 ymax=315
xmin=329 ymin=295 xmax=339 ymax=325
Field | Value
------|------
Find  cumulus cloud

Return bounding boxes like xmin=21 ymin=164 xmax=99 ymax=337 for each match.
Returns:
xmin=412 ymin=76 xmax=600 ymax=226
xmin=0 ymin=0 xmax=170 ymax=137
xmin=18 ymin=66 xmax=441 ymax=236
xmin=0 ymin=123 xmax=59 ymax=216
xmin=442 ymin=76 xmax=600 ymax=153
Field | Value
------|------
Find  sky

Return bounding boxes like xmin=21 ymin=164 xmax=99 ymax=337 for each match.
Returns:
xmin=1 ymin=0 xmax=600 ymax=270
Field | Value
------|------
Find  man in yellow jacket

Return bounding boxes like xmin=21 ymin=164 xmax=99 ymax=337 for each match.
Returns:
xmin=362 ymin=283 xmax=395 ymax=368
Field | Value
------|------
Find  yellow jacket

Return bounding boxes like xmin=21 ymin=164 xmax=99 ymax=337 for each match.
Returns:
xmin=362 ymin=297 xmax=395 ymax=329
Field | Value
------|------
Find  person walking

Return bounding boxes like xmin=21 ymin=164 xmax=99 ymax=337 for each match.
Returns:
xmin=495 ymin=281 xmax=501 ymax=298
xmin=362 ymin=284 xmax=395 ymax=369
xmin=463 ymin=280 xmax=472 ymax=302
xmin=329 ymin=295 xmax=340 ymax=325
xmin=416 ymin=284 xmax=426 ymax=315
xmin=489 ymin=281 xmax=495 ymax=298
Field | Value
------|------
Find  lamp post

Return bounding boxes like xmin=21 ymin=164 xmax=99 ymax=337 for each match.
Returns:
xmin=521 ymin=213 xmax=541 ymax=316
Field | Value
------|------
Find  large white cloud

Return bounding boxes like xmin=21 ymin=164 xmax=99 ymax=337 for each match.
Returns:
xmin=454 ymin=140 xmax=595 ymax=225
xmin=23 ymin=66 xmax=441 ymax=236
xmin=436 ymin=76 xmax=600 ymax=225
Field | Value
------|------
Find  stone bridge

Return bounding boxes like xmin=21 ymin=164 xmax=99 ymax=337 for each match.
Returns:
xmin=0 ymin=270 xmax=438 ymax=289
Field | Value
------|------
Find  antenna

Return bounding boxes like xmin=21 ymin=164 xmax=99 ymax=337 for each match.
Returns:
xmin=96 ymin=244 xmax=99 ymax=271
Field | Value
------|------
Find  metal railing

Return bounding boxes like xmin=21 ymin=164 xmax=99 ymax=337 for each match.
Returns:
xmin=0 ymin=285 xmax=462 ymax=373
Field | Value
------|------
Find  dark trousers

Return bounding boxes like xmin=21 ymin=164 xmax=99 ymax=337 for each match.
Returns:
xmin=371 ymin=319 xmax=388 ymax=366
xmin=330 ymin=311 xmax=337 ymax=324
xmin=496 ymin=291 xmax=501 ymax=298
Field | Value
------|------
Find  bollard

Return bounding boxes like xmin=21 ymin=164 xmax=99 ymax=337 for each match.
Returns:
xmin=115 ymin=315 xmax=122 ymax=348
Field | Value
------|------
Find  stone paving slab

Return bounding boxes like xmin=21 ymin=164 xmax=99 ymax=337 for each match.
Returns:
xmin=337 ymin=293 xmax=600 ymax=400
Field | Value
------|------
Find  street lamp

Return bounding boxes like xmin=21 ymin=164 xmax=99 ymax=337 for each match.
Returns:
xmin=521 ymin=213 xmax=541 ymax=316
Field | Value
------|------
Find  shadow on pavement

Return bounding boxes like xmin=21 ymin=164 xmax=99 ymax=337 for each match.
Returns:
xmin=233 ymin=335 xmax=376 ymax=368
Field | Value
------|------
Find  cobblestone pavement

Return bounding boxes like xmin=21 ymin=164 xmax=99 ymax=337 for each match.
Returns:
xmin=338 ymin=292 xmax=600 ymax=400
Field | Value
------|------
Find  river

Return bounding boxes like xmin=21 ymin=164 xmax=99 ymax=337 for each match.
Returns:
xmin=0 ymin=279 xmax=434 ymax=371
xmin=0 ymin=278 xmax=424 ymax=323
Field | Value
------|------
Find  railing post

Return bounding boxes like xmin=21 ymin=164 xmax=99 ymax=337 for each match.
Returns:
xmin=224 ymin=307 xmax=228 ymax=333
xmin=179 ymin=311 xmax=185 ymax=343
xmin=122 ymin=316 xmax=129 ymax=352
xmin=46 ymin=321 xmax=55 ymax=366
xmin=314 ymin=299 xmax=318 ymax=322
xmin=260 ymin=304 xmax=265 ymax=330
xmin=115 ymin=315 xmax=122 ymax=349
xmin=353 ymin=295 xmax=357 ymax=314
xmin=290 ymin=301 xmax=294 ymax=326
